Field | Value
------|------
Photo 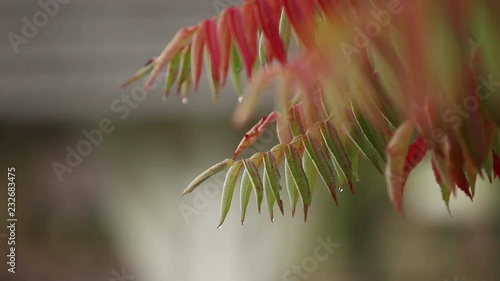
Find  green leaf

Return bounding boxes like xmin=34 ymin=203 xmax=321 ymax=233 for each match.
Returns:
xmin=263 ymin=152 xmax=284 ymax=216
xmin=240 ymin=169 xmax=253 ymax=224
xmin=279 ymin=9 xmax=291 ymax=52
xmin=303 ymin=131 xmax=338 ymax=205
xmin=243 ymin=157 xmax=264 ymax=214
xmin=439 ymin=181 xmax=452 ymax=215
xmin=258 ymin=32 xmax=267 ymax=65
xmin=175 ymin=45 xmax=192 ymax=94
xmin=347 ymin=144 xmax=360 ymax=181
xmin=229 ymin=43 xmax=243 ymax=95
xmin=320 ymin=121 xmax=355 ymax=192
xmin=178 ymin=76 xmax=192 ymax=100
xmin=465 ymin=169 xmax=477 ymax=198
xmin=331 ymin=160 xmax=344 ymax=192
xmin=345 ymin=109 xmax=385 ymax=174
xmin=432 ymin=150 xmax=456 ymax=195
xmin=289 ymin=105 xmax=306 ymax=136
xmin=302 ymin=151 xmax=317 ymax=199
xmin=483 ymin=146 xmax=493 ymax=183
xmin=164 ymin=51 xmax=183 ymax=96
xmin=351 ymin=103 xmax=386 ymax=162
xmin=262 ymin=167 xmax=276 ymax=222
xmin=372 ymin=88 xmax=399 ymax=131
xmin=182 ymin=158 xmax=234 ymax=195
xmin=284 ymin=161 xmax=299 ymax=217
xmin=218 ymin=162 xmax=243 ymax=227
xmin=204 ymin=48 xmax=219 ymax=100
xmin=433 ymin=160 xmax=452 ymax=215
xmin=284 ymin=144 xmax=311 ymax=220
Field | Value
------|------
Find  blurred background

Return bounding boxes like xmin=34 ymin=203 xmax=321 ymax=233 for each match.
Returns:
xmin=1 ymin=1 xmax=500 ymax=281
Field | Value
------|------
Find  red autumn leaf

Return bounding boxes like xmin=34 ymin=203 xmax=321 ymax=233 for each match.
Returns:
xmin=403 ymin=136 xmax=428 ymax=179
xmin=456 ymin=171 xmax=473 ymax=200
xmin=255 ymin=0 xmax=287 ymax=64
xmin=217 ymin=10 xmax=232 ymax=87
xmin=203 ymin=18 xmax=221 ymax=89
xmin=240 ymin=1 xmax=258 ymax=65
xmin=283 ymin=0 xmax=316 ymax=50
xmin=267 ymin=0 xmax=283 ymax=19
xmin=493 ymin=151 xmax=500 ymax=179
xmin=190 ymin=28 xmax=206 ymax=90
xmin=227 ymin=6 xmax=257 ymax=79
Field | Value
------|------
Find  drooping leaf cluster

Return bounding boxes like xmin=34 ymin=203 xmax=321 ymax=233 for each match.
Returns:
xmin=124 ymin=0 xmax=500 ymax=225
